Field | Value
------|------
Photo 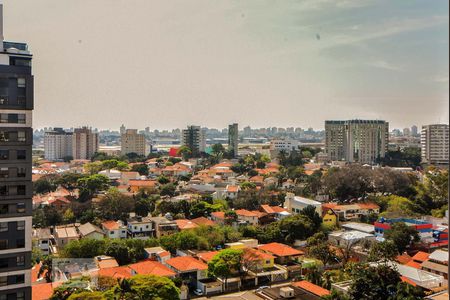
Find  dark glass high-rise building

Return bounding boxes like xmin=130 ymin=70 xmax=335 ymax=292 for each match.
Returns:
xmin=0 ymin=3 xmax=33 ymax=299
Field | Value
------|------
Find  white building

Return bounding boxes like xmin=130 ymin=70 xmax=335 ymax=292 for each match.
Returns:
xmin=127 ymin=216 xmax=154 ymax=239
xmin=121 ymin=129 xmax=146 ymax=156
xmin=44 ymin=128 xmax=73 ymax=161
xmin=284 ymin=193 xmax=322 ymax=215
xmin=421 ymin=124 xmax=449 ymax=166
xmin=270 ymin=138 xmax=299 ymax=152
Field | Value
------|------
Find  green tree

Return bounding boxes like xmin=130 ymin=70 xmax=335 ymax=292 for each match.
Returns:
xmin=307 ymin=232 xmax=337 ymax=266
xmin=97 ymin=188 xmax=135 ymax=221
xmin=68 ymin=292 xmax=105 ymax=300
xmin=300 ymin=205 xmax=322 ymax=232
xmin=177 ymin=146 xmax=192 ymax=161
xmin=107 ymin=275 xmax=180 ymax=300
xmin=208 ymin=249 xmax=243 ymax=289
xmin=34 ymin=175 xmax=59 ymax=194
xmin=368 ymin=240 xmax=398 ymax=263
xmin=384 ymin=222 xmax=420 ymax=254
xmin=77 ymin=174 xmax=110 ymax=200
xmin=157 ymin=175 xmax=170 ymax=185
xmin=160 ymin=183 xmax=176 ymax=197
xmin=62 ymin=239 xmax=106 ymax=258
xmin=131 ymin=164 xmax=149 ymax=176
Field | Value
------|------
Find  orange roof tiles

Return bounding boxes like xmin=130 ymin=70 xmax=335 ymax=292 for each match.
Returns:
xmin=211 ymin=211 xmax=225 ymax=220
xmin=191 ymin=217 xmax=216 ymax=227
xmin=128 ymin=180 xmax=157 ymax=187
xmin=406 ymin=261 xmax=422 ymax=269
xmin=102 ymin=220 xmax=120 ymax=231
xmin=129 ymin=260 xmax=176 ymax=277
xmin=292 ymin=280 xmax=331 ymax=297
xmin=249 ymin=176 xmax=264 ymax=183
xmin=98 ymin=266 xmax=133 ymax=279
xmin=260 ymin=205 xmax=287 ymax=214
xmin=32 ymin=283 xmax=54 ymax=300
xmin=175 ymin=219 xmax=199 ymax=230
xmin=259 ymin=242 xmax=304 ymax=257
xmin=226 ymin=185 xmax=240 ymax=193
xmin=235 ymin=209 xmax=259 ymax=217
xmin=412 ymin=251 xmax=430 ymax=263
xmin=243 ymin=248 xmax=274 ymax=261
xmin=166 ymin=256 xmax=208 ymax=272
xmin=197 ymin=251 xmax=219 ymax=263
xmin=396 ymin=253 xmax=412 ymax=265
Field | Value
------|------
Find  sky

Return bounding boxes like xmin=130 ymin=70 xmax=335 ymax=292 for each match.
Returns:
xmin=3 ymin=0 xmax=449 ymax=130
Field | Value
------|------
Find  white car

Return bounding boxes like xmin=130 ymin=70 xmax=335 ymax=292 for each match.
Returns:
xmin=193 ymin=289 xmax=203 ymax=296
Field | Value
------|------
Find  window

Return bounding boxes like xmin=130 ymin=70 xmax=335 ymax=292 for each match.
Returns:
xmin=0 ymin=186 xmax=7 ymax=196
xmin=17 ymin=114 xmax=26 ymax=124
xmin=0 ymin=222 xmax=7 ymax=232
xmin=0 ymin=240 xmax=8 ymax=250
xmin=17 ymin=221 xmax=25 ymax=230
xmin=0 ymin=276 xmax=6 ymax=286
xmin=0 ymin=131 xmax=9 ymax=142
xmin=17 ymin=185 xmax=26 ymax=195
xmin=0 ymin=258 xmax=8 ymax=269
xmin=13 ymin=274 xmax=25 ymax=284
xmin=0 ymin=167 xmax=8 ymax=178
xmin=17 ymin=150 xmax=26 ymax=159
xmin=16 ymin=203 xmax=26 ymax=213
xmin=17 ymin=78 xmax=26 ymax=88
xmin=17 ymin=167 xmax=26 ymax=177
xmin=0 ymin=114 xmax=7 ymax=123
xmin=17 ymin=292 xmax=25 ymax=300
xmin=110 ymin=231 xmax=114 ymax=235
xmin=17 ymin=131 xmax=26 ymax=142
xmin=0 ymin=150 xmax=8 ymax=159
xmin=0 ymin=204 xmax=8 ymax=214
xmin=16 ymin=256 xmax=25 ymax=267
xmin=16 ymin=239 xmax=25 ymax=248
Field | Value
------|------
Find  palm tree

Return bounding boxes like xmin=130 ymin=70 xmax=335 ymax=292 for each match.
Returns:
xmin=37 ymin=256 xmax=53 ymax=283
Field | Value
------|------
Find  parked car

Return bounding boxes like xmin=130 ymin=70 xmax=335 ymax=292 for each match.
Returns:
xmin=193 ymin=289 xmax=203 ymax=296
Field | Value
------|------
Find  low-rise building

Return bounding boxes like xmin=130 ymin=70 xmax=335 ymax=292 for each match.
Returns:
xmin=165 ymin=256 xmax=208 ymax=289
xmin=54 ymin=226 xmax=79 ymax=248
xmin=322 ymin=202 xmax=380 ymax=222
xmin=149 ymin=216 xmax=178 ymax=238
xmin=78 ymin=222 xmax=104 ymax=240
xmin=127 ymin=216 xmax=154 ymax=239
xmin=129 ymin=260 xmax=176 ymax=277
xmin=101 ymin=220 xmax=128 ymax=239
xmin=284 ymin=193 xmax=322 ymax=215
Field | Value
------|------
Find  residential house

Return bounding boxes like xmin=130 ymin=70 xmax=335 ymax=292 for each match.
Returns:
xmin=32 ymin=228 xmax=54 ymax=255
xmin=328 ymin=230 xmax=375 ymax=248
xmin=211 ymin=211 xmax=226 ymax=225
xmin=258 ymin=242 xmax=304 ymax=265
xmin=144 ymin=246 xmax=171 ymax=263
xmin=165 ymin=256 xmax=208 ymax=288
xmin=127 ymin=216 xmax=154 ymax=239
xmin=284 ymin=193 xmax=322 ymax=215
xmin=175 ymin=219 xmax=199 ymax=231
xmin=324 ymin=202 xmax=380 ymax=222
xmin=242 ymin=248 xmax=287 ymax=285
xmin=291 ymin=280 xmax=331 ymax=298
xmin=129 ymin=260 xmax=176 ymax=277
xmin=224 ymin=185 xmax=240 ymax=199
xmin=120 ymin=171 xmax=140 ymax=184
xmin=190 ymin=217 xmax=216 ymax=227
xmin=128 ymin=179 xmax=158 ymax=193
xmin=54 ymin=226 xmax=79 ymax=248
xmin=322 ymin=208 xmax=338 ymax=228
xmin=235 ymin=209 xmax=259 ymax=226
xmin=149 ymin=216 xmax=178 ymax=238
xmin=78 ymin=222 xmax=104 ymax=240
xmin=101 ymin=220 xmax=128 ymax=239
xmin=98 ymin=266 xmax=133 ymax=279
xmin=95 ymin=256 xmax=119 ymax=269
xmin=421 ymin=250 xmax=448 ymax=279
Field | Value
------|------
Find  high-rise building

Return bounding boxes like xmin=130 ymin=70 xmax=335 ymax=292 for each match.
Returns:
xmin=119 ymin=124 xmax=125 ymax=135
xmin=72 ymin=127 xmax=98 ymax=160
xmin=421 ymin=124 xmax=449 ymax=166
xmin=121 ymin=129 xmax=146 ymax=156
xmin=44 ymin=128 xmax=73 ymax=161
xmin=411 ymin=125 xmax=418 ymax=137
xmin=403 ymin=127 xmax=411 ymax=137
xmin=181 ymin=125 xmax=205 ymax=156
xmin=325 ymin=120 xmax=389 ymax=164
xmin=228 ymin=123 xmax=238 ymax=158
xmin=0 ymin=4 xmax=33 ymax=298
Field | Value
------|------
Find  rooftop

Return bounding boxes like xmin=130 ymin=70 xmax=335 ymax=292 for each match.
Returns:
xmin=165 ymin=256 xmax=208 ymax=272
xmin=259 ymin=242 xmax=304 ymax=257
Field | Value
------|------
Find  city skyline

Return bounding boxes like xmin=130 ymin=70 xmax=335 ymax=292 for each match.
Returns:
xmin=3 ymin=0 xmax=449 ymax=130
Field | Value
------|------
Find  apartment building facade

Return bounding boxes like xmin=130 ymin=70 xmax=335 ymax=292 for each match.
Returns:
xmin=44 ymin=128 xmax=73 ymax=161
xmin=325 ymin=120 xmax=389 ymax=164
xmin=228 ymin=123 xmax=238 ymax=158
xmin=0 ymin=4 xmax=33 ymax=298
xmin=181 ymin=125 xmax=205 ymax=156
xmin=121 ymin=129 xmax=146 ymax=156
xmin=72 ymin=127 xmax=98 ymax=160
xmin=421 ymin=124 xmax=449 ymax=166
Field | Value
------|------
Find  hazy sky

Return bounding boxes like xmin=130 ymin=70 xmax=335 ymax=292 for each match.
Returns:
xmin=3 ymin=0 xmax=449 ymax=130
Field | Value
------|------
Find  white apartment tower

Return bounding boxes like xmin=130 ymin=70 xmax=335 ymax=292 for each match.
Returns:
xmin=72 ymin=127 xmax=98 ymax=160
xmin=325 ymin=120 xmax=389 ymax=164
xmin=421 ymin=124 xmax=449 ymax=166
xmin=44 ymin=128 xmax=73 ymax=161
xmin=121 ymin=129 xmax=146 ymax=156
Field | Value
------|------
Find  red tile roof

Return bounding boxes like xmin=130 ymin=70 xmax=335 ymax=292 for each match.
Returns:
xmin=98 ymin=266 xmax=133 ymax=279
xmin=412 ymin=251 xmax=430 ymax=263
xmin=191 ymin=217 xmax=216 ymax=227
xmin=128 ymin=180 xmax=157 ymax=187
xmin=292 ymin=280 xmax=331 ymax=297
xmin=406 ymin=261 xmax=422 ymax=269
xmin=396 ymin=253 xmax=412 ymax=265
xmin=32 ymin=283 xmax=54 ymax=300
xmin=226 ymin=185 xmax=240 ymax=193
xmin=211 ymin=211 xmax=225 ymax=220
xmin=102 ymin=220 xmax=120 ymax=231
xmin=235 ymin=209 xmax=258 ymax=217
xmin=175 ymin=219 xmax=199 ymax=230
xmin=129 ymin=260 xmax=176 ymax=277
xmin=166 ymin=256 xmax=208 ymax=272
xmin=197 ymin=251 xmax=219 ymax=263
xmin=260 ymin=205 xmax=287 ymax=214
xmin=243 ymin=248 xmax=274 ymax=261
xmin=259 ymin=242 xmax=304 ymax=257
